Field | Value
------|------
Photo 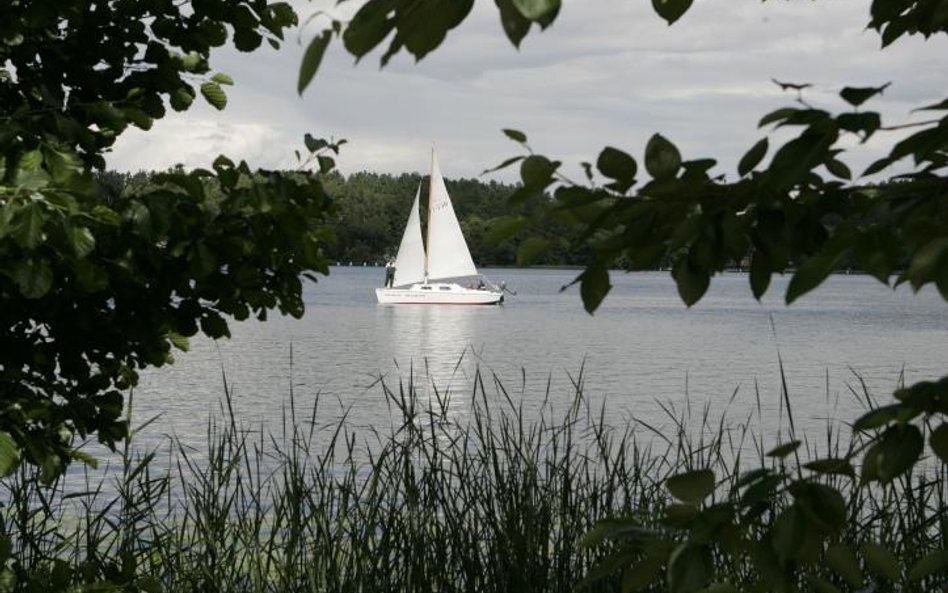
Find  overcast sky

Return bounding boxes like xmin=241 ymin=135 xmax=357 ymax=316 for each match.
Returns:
xmin=107 ymin=0 xmax=947 ymax=184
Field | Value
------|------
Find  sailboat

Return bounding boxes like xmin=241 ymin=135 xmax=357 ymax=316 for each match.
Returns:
xmin=375 ymin=151 xmax=504 ymax=305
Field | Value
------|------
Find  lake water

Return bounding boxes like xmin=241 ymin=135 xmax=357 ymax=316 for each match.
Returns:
xmin=133 ymin=267 xmax=948 ymax=451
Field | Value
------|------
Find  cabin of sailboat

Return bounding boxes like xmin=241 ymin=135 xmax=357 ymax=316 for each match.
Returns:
xmin=375 ymin=152 xmax=504 ymax=305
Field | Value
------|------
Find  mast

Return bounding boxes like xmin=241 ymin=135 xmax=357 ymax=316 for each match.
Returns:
xmin=424 ymin=148 xmax=434 ymax=284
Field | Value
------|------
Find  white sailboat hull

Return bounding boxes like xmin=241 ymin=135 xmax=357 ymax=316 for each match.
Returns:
xmin=376 ymin=282 xmax=503 ymax=305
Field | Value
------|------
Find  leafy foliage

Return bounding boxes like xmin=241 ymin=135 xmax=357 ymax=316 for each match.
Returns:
xmin=292 ymin=2 xmax=948 ymax=591
xmin=579 ymin=380 xmax=948 ymax=593
xmin=1 ymin=1 xmax=339 ymax=478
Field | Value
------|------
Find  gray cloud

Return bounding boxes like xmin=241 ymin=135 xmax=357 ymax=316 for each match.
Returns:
xmin=107 ymin=0 xmax=948 ymax=183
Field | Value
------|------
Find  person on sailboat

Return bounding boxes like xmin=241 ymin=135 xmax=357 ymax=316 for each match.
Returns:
xmin=384 ymin=260 xmax=396 ymax=287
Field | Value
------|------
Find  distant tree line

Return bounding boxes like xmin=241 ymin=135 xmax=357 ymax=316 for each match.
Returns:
xmin=94 ymin=169 xmax=596 ymax=268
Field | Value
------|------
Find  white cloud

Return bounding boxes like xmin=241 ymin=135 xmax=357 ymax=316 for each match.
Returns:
xmin=107 ymin=0 xmax=948 ymax=184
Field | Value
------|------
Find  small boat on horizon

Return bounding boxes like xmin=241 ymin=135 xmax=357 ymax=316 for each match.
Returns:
xmin=375 ymin=151 xmax=504 ymax=305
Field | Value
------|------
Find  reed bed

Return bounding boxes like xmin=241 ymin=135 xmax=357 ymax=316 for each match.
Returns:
xmin=0 ymin=366 xmax=944 ymax=592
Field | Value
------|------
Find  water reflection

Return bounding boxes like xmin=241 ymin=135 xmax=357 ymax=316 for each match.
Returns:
xmin=379 ymin=304 xmax=478 ymax=427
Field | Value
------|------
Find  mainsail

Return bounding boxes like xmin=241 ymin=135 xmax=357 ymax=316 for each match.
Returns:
xmin=425 ymin=152 xmax=477 ymax=281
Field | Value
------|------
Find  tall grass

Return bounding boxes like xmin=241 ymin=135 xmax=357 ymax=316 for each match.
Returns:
xmin=0 ymin=365 xmax=944 ymax=592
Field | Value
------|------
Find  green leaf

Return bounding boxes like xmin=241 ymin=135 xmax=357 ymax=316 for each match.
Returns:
xmin=766 ymin=440 xmax=801 ymax=458
xmin=823 ymin=157 xmax=851 ymax=180
xmin=516 ymin=236 xmax=550 ymax=265
xmin=644 ymin=134 xmax=681 ymax=181
xmin=738 ymin=137 xmax=768 ymax=177
xmin=790 ymin=482 xmax=847 ymax=534
xmin=496 ymin=0 xmax=532 ymax=47
xmin=875 ymin=425 xmax=923 ymax=483
xmin=861 ymin=541 xmax=901 ymax=581
xmin=667 ymin=543 xmax=710 ymax=593
xmin=826 ymin=544 xmax=863 ymax=587
xmin=69 ymin=449 xmax=99 ymax=470
xmin=200 ymin=82 xmax=227 ymax=110
xmin=749 ymin=250 xmax=771 ymax=300
xmin=665 ymin=469 xmax=715 ymax=503
xmin=853 ymin=403 xmax=903 ymax=431
xmin=622 ymin=548 xmax=666 ymax=591
xmin=671 ymin=257 xmax=709 ymax=307
xmin=772 ymin=506 xmax=806 ymax=564
xmin=906 ymin=237 xmax=948 ymax=290
xmin=758 ymin=107 xmax=798 ymax=128
xmin=43 ymin=147 xmax=82 ymax=183
xmin=766 ymin=131 xmax=836 ymax=190
xmin=170 ymin=87 xmax=195 ymax=111
xmin=786 ymin=253 xmax=839 ymax=304
xmin=484 ymin=215 xmax=528 ymax=244
xmin=484 ymin=156 xmax=526 ymax=177
xmin=804 ymin=458 xmax=855 ymax=478
xmin=840 ymin=83 xmax=890 ymax=107
xmin=303 ymin=133 xmax=328 ymax=154
xmin=651 ymin=0 xmax=694 ymax=25
xmin=343 ymin=1 xmax=395 ymax=59
xmin=167 ymin=332 xmax=190 ymax=352
xmin=908 ymin=550 xmax=948 ymax=581
xmin=578 ymin=264 xmax=611 ymax=314
xmin=837 ymin=112 xmax=882 ymax=140
xmin=579 ymin=517 xmax=644 ymax=548
xmin=68 ymin=225 xmax=96 ymax=258
xmin=808 ymin=575 xmax=843 ymax=593
xmin=0 ymin=431 xmax=19 ymax=477
xmin=503 ymin=128 xmax=527 ymax=143
xmin=511 ymin=0 xmax=561 ymax=21
xmin=317 ymin=155 xmax=335 ymax=174
xmin=596 ymin=146 xmax=637 ymax=193
xmin=518 ymin=155 xmax=558 ymax=194
xmin=211 ymin=72 xmax=234 ymax=85
xmin=298 ymin=31 xmax=332 ymax=95
xmin=13 ymin=258 xmax=53 ymax=299
xmin=200 ymin=312 xmax=230 ymax=339
xmin=12 ymin=202 xmax=45 ymax=248
xmin=931 ymin=422 xmax=948 ymax=464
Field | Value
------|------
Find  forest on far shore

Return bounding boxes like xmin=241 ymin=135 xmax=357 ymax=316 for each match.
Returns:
xmin=94 ymin=168 xmax=595 ymax=268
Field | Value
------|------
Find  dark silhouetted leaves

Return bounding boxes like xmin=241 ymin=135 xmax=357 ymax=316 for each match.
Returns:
xmin=791 ymin=482 xmax=846 ymax=534
xmin=908 ymin=550 xmax=948 ymax=582
xmin=578 ymin=263 xmax=611 ymax=314
xmin=298 ymin=31 xmax=332 ymax=95
xmin=931 ymin=422 xmax=948 ymax=464
xmin=738 ymin=138 xmax=768 ymax=177
xmin=862 ymin=541 xmax=901 ymax=581
xmin=344 ymin=1 xmax=395 ymax=60
xmin=644 ymin=134 xmax=681 ymax=181
xmin=668 ymin=543 xmax=711 ymax=593
xmin=496 ymin=0 xmax=532 ymax=47
xmin=872 ymin=425 xmax=924 ymax=483
xmin=652 ymin=0 xmax=695 ymax=25
xmin=804 ymin=458 xmax=855 ymax=478
xmin=666 ymin=469 xmax=715 ymax=503
xmin=787 ymin=254 xmax=839 ymax=304
xmin=840 ymin=83 xmax=890 ymax=107
xmin=766 ymin=440 xmax=801 ymax=458
xmin=503 ymin=128 xmax=528 ymax=143
xmin=596 ymin=146 xmax=637 ymax=193
xmin=825 ymin=544 xmax=863 ymax=587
